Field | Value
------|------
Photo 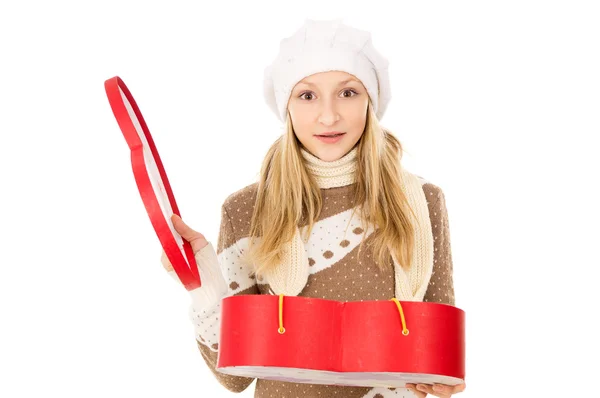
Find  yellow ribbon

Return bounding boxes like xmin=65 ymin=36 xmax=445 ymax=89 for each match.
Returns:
xmin=390 ymin=298 xmax=410 ymax=336
xmin=278 ymin=294 xmax=286 ymax=334
xmin=278 ymin=294 xmax=409 ymax=336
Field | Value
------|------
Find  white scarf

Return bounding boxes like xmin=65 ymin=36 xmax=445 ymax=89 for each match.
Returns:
xmin=265 ymin=146 xmax=434 ymax=301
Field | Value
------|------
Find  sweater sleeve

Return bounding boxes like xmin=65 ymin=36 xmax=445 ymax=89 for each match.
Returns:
xmin=190 ymin=203 xmax=260 ymax=393
xmin=423 ymin=188 xmax=456 ymax=306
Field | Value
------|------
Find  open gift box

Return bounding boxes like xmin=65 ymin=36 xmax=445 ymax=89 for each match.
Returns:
xmin=217 ymin=294 xmax=465 ymax=388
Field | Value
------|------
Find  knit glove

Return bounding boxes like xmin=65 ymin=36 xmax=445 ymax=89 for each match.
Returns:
xmin=166 ymin=242 xmax=228 ymax=307
xmin=161 ymin=214 xmax=228 ymax=351
xmin=165 ymin=243 xmax=228 ymax=351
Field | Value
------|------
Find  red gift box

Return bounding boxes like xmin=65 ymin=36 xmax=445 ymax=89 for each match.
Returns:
xmin=217 ymin=294 xmax=465 ymax=388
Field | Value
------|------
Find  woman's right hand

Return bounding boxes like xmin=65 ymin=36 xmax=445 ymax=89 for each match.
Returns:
xmin=160 ymin=214 xmax=209 ymax=272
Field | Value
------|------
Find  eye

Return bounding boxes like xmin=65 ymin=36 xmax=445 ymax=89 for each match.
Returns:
xmin=298 ymin=91 xmax=315 ymax=101
xmin=298 ymin=89 xmax=359 ymax=101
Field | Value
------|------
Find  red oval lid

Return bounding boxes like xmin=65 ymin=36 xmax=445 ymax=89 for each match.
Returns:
xmin=104 ymin=76 xmax=200 ymax=290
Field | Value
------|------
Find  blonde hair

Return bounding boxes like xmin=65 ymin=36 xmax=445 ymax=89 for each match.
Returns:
xmin=244 ymin=101 xmax=417 ymax=278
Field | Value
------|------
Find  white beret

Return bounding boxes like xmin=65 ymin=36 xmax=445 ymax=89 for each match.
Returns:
xmin=263 ymin=18 xmax=392 ymax=124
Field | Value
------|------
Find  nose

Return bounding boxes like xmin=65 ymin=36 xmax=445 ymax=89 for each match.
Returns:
xmin=317 ymin=98 xmax=340 ymax=125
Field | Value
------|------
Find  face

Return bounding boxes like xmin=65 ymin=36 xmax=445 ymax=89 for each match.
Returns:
xmin=287 ymin=70 xmax=369 ymax=162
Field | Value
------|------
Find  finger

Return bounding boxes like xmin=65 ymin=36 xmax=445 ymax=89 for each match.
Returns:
xmin=171 ymin=214 xmax=201 ymax=240
xmin=431 ymin=384 xmax=453 ymax=396
xmin=405 ymin=384 xmax=427 ymax=398
xmin=171 ymin=215 xmax=206 ymax=252
xmin=160 ymin=250 xmax=173 ymax=272
xmin=171 ymin=214 xmax=197 ymax=238
xmin=431 ymin=382 xmax=467 ymax=396
xmin=416 ymin=384 xmax=436 ymax=396
xmin=452 ymin=382 xmax=466 ymax=393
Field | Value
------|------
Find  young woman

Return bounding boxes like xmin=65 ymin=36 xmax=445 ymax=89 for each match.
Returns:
xmin=162 ymin=18 xmax=466 ymax=398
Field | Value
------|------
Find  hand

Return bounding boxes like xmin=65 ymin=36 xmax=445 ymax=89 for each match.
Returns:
xmin=405 ymin=382 xmax=466 ymax=397
xmin=160 ymin=214 xmax=209 ymax=272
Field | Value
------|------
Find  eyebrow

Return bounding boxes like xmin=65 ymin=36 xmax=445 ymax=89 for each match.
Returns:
xmin=298 ymin=78 xmax=360 ymax=87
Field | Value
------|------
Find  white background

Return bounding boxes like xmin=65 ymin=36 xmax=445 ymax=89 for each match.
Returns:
xmin=1 ymin=1 xmax=598 ymax=397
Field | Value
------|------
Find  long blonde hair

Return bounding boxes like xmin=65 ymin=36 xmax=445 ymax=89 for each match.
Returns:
xmin=244 ymin=101 xmax=417 ymax=278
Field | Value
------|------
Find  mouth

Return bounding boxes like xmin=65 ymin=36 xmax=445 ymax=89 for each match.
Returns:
xmin=314 ymin=132 xmax=346 ymax=137
xmin=314 ymin=132 xmax=346 ymax=143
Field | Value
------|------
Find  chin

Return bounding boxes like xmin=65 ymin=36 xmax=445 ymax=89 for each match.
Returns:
xmin=313 ymin=146 xmax=351 ymax=162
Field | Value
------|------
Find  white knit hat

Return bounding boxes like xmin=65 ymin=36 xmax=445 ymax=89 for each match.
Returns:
xmin=263 ymin=18 xmax=392 ymax=124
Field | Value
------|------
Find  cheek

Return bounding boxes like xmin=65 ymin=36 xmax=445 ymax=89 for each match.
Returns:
xmin=346 ymin=100 xmax=368 ymax=126
xmin=348 ymin=113 xmax=367 ymax=135
xmin=294 ymin=126 xmax=311 ymax=142
xmin=289 ymin=108 xmax=313 ymax=135
xmin=290 ymin=118 xmax=314 ymax=143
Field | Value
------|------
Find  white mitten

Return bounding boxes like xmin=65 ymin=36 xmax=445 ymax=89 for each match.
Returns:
xmin=168 ymin=242 xmax=228 ymax=351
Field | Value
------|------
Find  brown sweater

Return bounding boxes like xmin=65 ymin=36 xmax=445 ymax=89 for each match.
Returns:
xmin=195 ymin=179 xmax=455 ymax=397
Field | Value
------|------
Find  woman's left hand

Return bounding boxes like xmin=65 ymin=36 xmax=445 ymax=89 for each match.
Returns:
xmin=405 ymin=381 xmax=466 ymax=397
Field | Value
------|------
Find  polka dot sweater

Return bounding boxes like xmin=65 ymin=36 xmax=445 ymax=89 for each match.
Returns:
xmin=190 ymin=180 xmax=455 ymax=398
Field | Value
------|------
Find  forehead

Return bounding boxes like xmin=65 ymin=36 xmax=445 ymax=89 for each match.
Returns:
xmin=297 ymin=71 xmax=362 ymax=87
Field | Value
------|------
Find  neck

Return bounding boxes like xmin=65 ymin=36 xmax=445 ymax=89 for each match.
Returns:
xmin=300 ymin=146 xmax=358 ymax=189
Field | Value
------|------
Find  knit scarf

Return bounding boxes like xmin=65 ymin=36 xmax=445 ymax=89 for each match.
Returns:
xmin=264 ymin=146 xmax=434 ymax=302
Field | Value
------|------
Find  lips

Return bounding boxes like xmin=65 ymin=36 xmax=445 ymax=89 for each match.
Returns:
xmin=315 ymin=133 xmax=345 ymax=143
xmin=316 ymin=132 xmax=345 ymax=137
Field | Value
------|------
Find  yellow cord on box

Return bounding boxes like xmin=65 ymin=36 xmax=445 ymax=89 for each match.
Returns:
xmin=278 ymin=294 xmax=286 ymax=334
xmin=278 ymin=294 xmax=408 ymax=336
xmin=390 ymin=298 xmax=410 ymax=336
